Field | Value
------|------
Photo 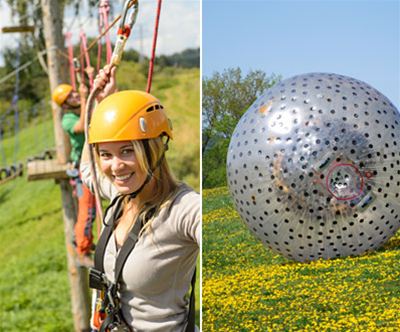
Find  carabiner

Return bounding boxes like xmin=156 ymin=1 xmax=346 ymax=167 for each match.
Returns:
xmin=110 ymin=0 xmax=139 ymax=66
xmin=118 ymin=0 xmax=139 ymax=38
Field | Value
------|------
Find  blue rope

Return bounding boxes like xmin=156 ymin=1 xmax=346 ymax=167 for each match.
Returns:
xmin=12 ymin=44 xmax=21 ymax=166
xmin=0 ymin=123 xmax=6 ymax=168
xmin=0 ymin=43 xmax=21 ymax=170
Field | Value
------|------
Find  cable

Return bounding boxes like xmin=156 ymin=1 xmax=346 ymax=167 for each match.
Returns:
xmin=146 ymin=0 xmax=162 ymax=93
xmin=12 ymin=44 xmax=21 ymax=166
xmin=0 ymin=49 xmax=49 ymax=86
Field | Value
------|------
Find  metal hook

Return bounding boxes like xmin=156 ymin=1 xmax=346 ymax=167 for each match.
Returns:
xmin=110 ymin=0 xmax=139 ymax=66
xmin=118 ymin=0 xmax=139 ymax=38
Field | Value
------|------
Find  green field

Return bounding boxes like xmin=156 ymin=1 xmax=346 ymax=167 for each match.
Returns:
xmin=202 ymin=187 xmax=400 ymax=331
xmin=0 ymin=65 xmax=200 ymax=331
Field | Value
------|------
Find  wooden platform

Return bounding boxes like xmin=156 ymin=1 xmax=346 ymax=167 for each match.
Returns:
xmin=27 ymin=159 xmax=69 ymax=181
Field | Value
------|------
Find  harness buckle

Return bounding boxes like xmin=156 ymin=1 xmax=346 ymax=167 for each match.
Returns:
xmin=89 ymin=268 xmax=109 ymax=291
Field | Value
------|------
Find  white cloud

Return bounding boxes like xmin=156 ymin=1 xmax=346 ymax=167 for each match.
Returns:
xmin=0 ymin=4 xmax=18 ymax=58
xmin=0 ymin=0 xmax=200 ymax=66
xmin=132 ymin=0 xmax=200 ymax=55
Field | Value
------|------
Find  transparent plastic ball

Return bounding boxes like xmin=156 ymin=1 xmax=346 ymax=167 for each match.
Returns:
xmin=227 ymin=73 xmax=400 ymax=262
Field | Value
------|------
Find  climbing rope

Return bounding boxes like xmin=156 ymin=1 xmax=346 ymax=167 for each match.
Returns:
xmin=80 ymin=30 xmax=94 ymax=89
xmin=0 ymin=42 xmax=22 ymax=185
xmin=11 ymin=43 xmax=21 ymax=170
xmin=56 ymin=0 xmax=138 ymax=67
xmin=0 ymin=119 xmax=9 ymax=168
xmin=146 ymin=0 xmax=162 ymax=93
xmin=65 ymin=32 xmax=77 ymax=91
xmin=97 ymin=0 xmax=112 ymax=72
xmin=85 ymin=0 xmax=139 ymax=225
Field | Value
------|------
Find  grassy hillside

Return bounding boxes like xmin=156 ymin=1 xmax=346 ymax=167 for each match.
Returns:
xmin=203 ymin=187 xmax=400 ymax=331
xmin=0 ymin=65 xmax=200 ymax=331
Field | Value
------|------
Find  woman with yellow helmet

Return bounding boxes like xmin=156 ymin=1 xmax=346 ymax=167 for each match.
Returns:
xmin=80 ymin=66 xmax=199 ymax=332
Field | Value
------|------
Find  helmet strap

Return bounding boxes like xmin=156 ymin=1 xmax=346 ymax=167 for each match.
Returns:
xmin=128 ymin=138 xmax=168 ymax=200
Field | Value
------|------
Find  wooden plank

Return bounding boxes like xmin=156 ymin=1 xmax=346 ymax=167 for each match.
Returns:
xmin=27 ymin=159 xmax=69 ymax=181
xmin=1 ymin=26 xmax=35 ymax=33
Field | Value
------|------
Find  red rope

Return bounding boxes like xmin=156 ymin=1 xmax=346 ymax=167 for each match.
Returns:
xmin=96 ymin=20 xmax=102 ymax=73
xmin=65 ymin=32 xmax=76 ymax=90
xmin=80 ymin=31 xmax=94 ymax=89
xmin=97 ymin=0 xmax=112 ymax=72
xmin=146 ymin=0 xmax=162 ymax=93
xmin=79 ymin=41 xmax=85 ymax=85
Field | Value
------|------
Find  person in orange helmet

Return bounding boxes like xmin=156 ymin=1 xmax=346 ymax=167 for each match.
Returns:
xmin=80 ymin=66 xmax=199 ymax=332
xmin=52 ymin=83 xmax=96 ymax=267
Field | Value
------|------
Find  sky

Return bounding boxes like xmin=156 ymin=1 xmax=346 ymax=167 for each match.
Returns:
xmin=0 ymin=0 xmax=200 ymax=66
xmin=203 ymin=0 xmax=400 ymax=108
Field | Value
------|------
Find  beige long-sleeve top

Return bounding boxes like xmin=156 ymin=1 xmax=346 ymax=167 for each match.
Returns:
xmin=80 ymin=162 xmax=200 ymax=331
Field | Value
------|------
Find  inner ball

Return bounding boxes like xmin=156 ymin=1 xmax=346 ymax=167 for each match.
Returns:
xmin=326 ymin=163 xmax=364 ymax=201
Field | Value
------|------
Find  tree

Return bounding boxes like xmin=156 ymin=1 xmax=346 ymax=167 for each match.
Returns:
xmin=202 ymin=67 xmax=280 ymax=188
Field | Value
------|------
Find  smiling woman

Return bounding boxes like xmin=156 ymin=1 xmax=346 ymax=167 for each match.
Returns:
xmin=80 ymin=66 xmax=200 ymax=332
xmin=97 ymin=141 xmax=148 ymax=194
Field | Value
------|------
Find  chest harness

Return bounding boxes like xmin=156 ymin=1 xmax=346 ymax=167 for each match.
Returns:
xmin=89 ymin=187 xmax=196 ymax=332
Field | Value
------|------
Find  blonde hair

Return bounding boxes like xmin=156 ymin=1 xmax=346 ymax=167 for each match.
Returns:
xmin=130 ymin=137 xmax=178 ymax=234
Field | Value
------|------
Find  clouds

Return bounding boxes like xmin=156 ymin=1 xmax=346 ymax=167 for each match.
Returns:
xmin=0 ymin=0 xmax=200 ymax=66
xmin=134 ymin=0 xmax=200 ymax=55
xmin=0 ymin=4 xmax=17 ymax=61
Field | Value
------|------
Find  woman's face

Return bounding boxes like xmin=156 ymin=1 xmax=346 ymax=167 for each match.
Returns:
xmin=98 ymin=141 xmax=148 ymax=195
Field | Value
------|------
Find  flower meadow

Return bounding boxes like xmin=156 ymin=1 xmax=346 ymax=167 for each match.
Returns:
xmin=202 ymin=187 xmax=400 ymax=331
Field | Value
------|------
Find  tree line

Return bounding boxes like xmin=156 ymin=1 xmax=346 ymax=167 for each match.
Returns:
xmin=0 ymin=45 xmax=199 ymax=136
xmin=202 ymin=68 xmax=280 ymax=188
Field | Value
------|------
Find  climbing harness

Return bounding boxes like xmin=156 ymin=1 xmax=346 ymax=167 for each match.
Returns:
xmin=89 ymin=187 xmax=196 ymax=332
xmin=89 ymin=195 xmax=141 ymax=332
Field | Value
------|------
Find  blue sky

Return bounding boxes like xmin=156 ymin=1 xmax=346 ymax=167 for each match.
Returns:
xmin=202 ymin=0 xmax=400 ymax=108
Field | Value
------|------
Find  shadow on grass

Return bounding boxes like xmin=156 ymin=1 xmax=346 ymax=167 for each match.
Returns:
xmin=0 ymin=188 xmax=10 ymax=205
xmin=381 ymin=236 xmax=400 ymax=251
xmin=0 ymin=208 xmax=60 ymax=231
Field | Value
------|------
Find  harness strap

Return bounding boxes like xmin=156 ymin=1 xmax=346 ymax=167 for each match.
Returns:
xmin=94 ymin=194 xmax=125 ymax=271
xmin=91 ymin=185 xmax=197 ymax=331
xmin=114 ymin=212 xmax=144 ymax=283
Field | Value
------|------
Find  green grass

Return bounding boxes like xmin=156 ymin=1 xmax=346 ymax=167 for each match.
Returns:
xmin=0 ymin=64 xmax=200 ymax=330
xmin=202 ymin=187 xmax=400 ymax=332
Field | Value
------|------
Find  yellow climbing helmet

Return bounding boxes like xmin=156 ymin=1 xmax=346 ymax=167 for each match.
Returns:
xmin=88 ymin=90 xmax=173 ymax=144
xmin=52 ymin=84 xmax=73 ymax=106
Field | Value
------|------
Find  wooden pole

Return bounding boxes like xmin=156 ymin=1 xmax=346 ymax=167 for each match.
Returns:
xmin=40 ymin=1 xmax=91 ymax=331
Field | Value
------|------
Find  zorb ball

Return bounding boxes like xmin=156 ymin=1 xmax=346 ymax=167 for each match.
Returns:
xmin=226 ymin=73 xmax=400 ymax=262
